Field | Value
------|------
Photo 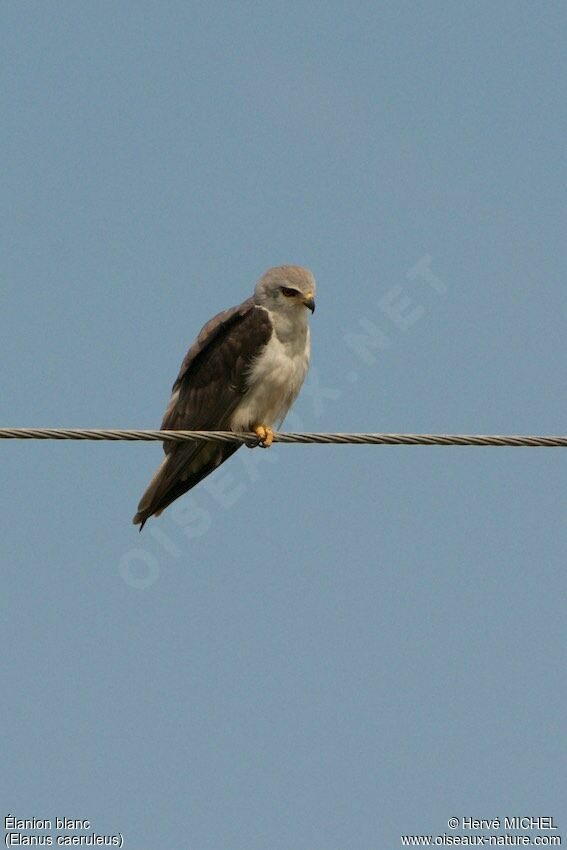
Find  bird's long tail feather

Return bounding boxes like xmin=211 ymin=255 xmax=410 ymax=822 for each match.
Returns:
xmin=132 ymin=441 xmax=241 ymax=529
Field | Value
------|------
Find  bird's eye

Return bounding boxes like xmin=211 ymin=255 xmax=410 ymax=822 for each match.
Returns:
xmin=281 ymin=286 xmax=299 ymax=298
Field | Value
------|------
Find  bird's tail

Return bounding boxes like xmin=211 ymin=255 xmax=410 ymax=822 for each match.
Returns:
xmin=132 ymin=440 xmax=240 ymax=529
xmin=132 ymin=456 xmax=171 ymax=530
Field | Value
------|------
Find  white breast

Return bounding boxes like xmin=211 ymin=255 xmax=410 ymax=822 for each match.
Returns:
xmin=230 ymin=311 xmax=310 ymax=431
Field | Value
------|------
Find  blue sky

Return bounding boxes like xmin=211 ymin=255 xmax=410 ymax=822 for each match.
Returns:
xmin=1 ymin=2 xmax=566 ymax=847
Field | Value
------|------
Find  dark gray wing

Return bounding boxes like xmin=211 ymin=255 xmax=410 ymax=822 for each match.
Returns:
xmin=133 ymin=299 xmax=272 ymax=528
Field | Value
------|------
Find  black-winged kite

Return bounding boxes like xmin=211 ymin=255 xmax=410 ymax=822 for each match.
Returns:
xmin=133 ymin=265 xmax=316 ymax=528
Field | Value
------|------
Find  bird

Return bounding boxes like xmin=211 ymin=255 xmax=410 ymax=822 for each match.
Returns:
xmin=133 ymin=265 xmax=316 ymax=529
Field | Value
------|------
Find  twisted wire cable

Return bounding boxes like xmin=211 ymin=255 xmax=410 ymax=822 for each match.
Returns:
xmin=0 ymin=428 xmax=566 ymax=447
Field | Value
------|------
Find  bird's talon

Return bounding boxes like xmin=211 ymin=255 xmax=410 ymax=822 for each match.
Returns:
xmin=245 ymin=437 xmax=261 ymax=448
xmin=254 ymin=425 xmax=274 ymax=448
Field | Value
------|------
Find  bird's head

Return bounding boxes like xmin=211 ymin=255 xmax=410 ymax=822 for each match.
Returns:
xmin=254 ymin=265 xmax=316 ymax=316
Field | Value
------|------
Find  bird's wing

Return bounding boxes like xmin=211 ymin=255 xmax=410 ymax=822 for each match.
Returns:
xmin=133 ymin=299 xmax=272 ymax=527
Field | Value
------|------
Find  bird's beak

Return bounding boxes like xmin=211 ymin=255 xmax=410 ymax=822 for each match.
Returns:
xmin=303 ymin=293 xmax=316 ymax=313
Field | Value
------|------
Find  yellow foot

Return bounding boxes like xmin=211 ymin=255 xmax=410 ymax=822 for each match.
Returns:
xmin=254 ymin=424 xmax=274 ymax=448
